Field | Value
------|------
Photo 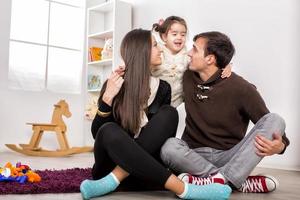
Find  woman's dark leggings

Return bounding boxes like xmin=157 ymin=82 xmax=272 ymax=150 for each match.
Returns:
xmin=92 ymin=105 xmax=178 ymax=188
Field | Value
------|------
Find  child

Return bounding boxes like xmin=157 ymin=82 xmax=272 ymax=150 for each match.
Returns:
xmin=152 ymin=16 xmax=231 ymax=107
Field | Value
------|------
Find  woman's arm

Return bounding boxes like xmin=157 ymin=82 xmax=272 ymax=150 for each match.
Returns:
xmin=91 ymin=72 xmax=124 ymax=139
xmin=91 ymin=100 xmax=114 ymax=139
xmin=162 ymin=81 xmax=171 ymax=105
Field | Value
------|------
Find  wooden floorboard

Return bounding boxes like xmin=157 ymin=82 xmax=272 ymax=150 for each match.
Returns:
xmin=0 ymin=151 xmax=299 ymax=200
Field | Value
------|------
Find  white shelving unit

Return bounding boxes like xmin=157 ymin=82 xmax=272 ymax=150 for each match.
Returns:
xmin=84 ymin=0 xmax=131 ymax=145
xmin=86 ymin=0 xmax=131 ymax=91
xmin=88 ymin=58 xmax=112 ymax=66
xmin=85 ymin=0 xmax=131 ymax=121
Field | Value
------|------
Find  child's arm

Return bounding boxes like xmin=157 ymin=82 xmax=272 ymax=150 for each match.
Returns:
xmin=221 ymin=63 xmax=232 ymax=78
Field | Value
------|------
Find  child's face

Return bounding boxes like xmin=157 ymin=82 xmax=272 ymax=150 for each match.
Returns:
xmin=163 ymin=23 xmax=187 ymax=54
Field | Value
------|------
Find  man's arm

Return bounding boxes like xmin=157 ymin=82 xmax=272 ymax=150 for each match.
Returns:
xmin=241 ymin=83 xmax=289 ymax=155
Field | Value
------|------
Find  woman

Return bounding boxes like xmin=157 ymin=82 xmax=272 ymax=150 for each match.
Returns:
xmin=80 ymin=29 xmax=232 ymax=200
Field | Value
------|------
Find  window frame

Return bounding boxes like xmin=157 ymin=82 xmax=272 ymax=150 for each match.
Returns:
xmin=9 ymin=0 xmax=85 ymax=93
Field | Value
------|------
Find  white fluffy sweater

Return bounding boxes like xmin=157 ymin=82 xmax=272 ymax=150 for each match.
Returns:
xmin=151 ymin=44 xmax=189 ymax=107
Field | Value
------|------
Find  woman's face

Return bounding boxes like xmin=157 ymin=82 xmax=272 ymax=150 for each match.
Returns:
xmin=150 ymin=36 xmax=162 ymax=68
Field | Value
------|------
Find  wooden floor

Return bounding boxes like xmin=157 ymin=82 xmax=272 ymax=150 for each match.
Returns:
xmin=0 ymin=151 xmax=299 ymax=200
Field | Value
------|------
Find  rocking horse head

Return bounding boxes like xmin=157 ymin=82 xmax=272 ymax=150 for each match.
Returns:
xmin=54 ymin=100 xmax=72 ymax=118
xmin=51 ymin=100 xmax=72 ymax=131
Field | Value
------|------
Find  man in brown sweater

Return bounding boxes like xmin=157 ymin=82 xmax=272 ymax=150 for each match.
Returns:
xmin=161 ymin=31 xmax=290 ymax=193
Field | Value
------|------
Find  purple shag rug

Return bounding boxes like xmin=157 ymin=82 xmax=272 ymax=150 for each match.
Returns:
xmin=0 ymin=168 xmax=92 ymax=195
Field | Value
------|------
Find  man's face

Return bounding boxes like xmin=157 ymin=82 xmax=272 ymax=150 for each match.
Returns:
xmin=188 ymin=37 xmax=209 ymax=72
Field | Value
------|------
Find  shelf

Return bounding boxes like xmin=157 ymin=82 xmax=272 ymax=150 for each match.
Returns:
xmin=88 ymin=59 xmax=112 ymax=66
xmin=88 ymin=30 xmax=113 ymax=39
xmin=88 ymin=1 xmax=113 ymax=13
xmin=87 ymin=89 xmax=101 ymax=92
xmin=85 ymin=0 xmax=131 ymax=123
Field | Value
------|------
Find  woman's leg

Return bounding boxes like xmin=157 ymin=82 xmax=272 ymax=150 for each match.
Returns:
xmin=91 ymin=105 xmax=178 ymax=180
xmin=97 ymin=122 xmax=172 ymax=184
xmin=81 ymin=122 xmax=172 ymax=199
xmin=91 ymin=127 xmax=115 ymax=180
xmin=81 ymin=122 xmax=232 ymax=200
xmin=108 ymin=104 xmax=179 ymax=190
xmin=136 ymin=105 xmax=178 ymax=155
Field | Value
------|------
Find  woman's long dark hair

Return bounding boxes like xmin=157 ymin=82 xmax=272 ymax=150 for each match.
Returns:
xmin=99 ymin=29 xmax=152 ymax=135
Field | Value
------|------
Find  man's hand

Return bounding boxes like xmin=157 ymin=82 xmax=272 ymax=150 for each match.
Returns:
xmin=255 ymin=133 xmax=285 ymax=156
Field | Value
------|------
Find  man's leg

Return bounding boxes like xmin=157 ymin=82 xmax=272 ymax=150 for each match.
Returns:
xmin=161 ymin=137 xmax=219 ymax=177
xmin=219 ymin=113 xmax=286 ymax=188
xmin=173 ymin=113 xmax=286 ymax=193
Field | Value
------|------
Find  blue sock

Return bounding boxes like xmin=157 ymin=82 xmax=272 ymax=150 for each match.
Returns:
xmin=80 ymin=172 xmax=120 ymax=200
xmin=178 ymin=182 xmax=232 ymax=200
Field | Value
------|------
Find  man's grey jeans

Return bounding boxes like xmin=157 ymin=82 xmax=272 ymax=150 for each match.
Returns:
xmin=160 ymin=113 xmax=286 ymax=188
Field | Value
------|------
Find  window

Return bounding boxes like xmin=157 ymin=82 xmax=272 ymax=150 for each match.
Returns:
xmin=9 ymin=0 xmax=85 ymax=93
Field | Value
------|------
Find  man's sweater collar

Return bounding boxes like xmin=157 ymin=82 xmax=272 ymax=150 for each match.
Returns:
xmin=193 ymin=69 xmax=223 ymax=85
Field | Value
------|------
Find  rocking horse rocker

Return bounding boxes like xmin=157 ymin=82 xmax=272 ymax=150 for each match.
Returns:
xmin=6 ymin=100 xmax=93 ymax=157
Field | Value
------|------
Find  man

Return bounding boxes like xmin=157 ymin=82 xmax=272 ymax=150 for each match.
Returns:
xmin=160 ymin=31 xmax=290 ymax=193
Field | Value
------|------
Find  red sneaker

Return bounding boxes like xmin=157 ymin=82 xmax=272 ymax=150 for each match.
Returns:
xmin=178 ymin=173 xmax=225 ymax=185
xmin=238 ymin=175 xmax=278 ymax=193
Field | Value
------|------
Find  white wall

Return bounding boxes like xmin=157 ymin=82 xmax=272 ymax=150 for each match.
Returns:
xmin=0 ymin=0 xmax=87 ymax=152
xmin=1 ymin=0 xmax=299 ymax=170
xmin=124 ymin=0 xmax=300 ymax=170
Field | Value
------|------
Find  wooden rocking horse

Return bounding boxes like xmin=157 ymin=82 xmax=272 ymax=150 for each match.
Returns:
xmin=6 ymin=99 xmax=93 ymax=157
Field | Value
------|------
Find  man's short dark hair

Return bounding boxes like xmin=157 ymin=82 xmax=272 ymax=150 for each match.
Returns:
xmin=193 ymin=31 xmax=235 ymax=69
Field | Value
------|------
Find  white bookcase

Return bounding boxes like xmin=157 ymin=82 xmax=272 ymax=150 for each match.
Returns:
xmin=84 ymin=0 xmax=131 ymax=143
xmin=86 ymin=0 xmax=131 ymax=91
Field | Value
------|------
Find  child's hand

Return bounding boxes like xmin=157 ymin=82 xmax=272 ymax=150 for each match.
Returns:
xmin=221 ymin=63 xmax=232 ymax=78
xmin=158 ymin=18 xmax=164 ymax=26
xmin=102 ymin=72 xmax=124 ymax=106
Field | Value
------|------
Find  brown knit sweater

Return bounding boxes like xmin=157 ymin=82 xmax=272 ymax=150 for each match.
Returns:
xmin=182 ymin=69 xmax=290 ymax=151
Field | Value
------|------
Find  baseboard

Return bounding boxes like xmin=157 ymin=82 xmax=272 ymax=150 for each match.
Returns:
xmin=257 ymin=164 xmax=300 ymax=171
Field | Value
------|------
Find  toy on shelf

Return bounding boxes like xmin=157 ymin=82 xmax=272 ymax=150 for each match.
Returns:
xmin=89 ymin=46 xmax=103 ymax=62
xmin=0 ymin=162 xmax=41 ymax=183
xmin=101 ymin=38 xmax=113 ymax=60
xmin=6 ymin=99 xmax=93 ymax=157
xmin=85 ymin=95 xmax=98 ymax=120
xmin=87 ymin=74 xmax=101 ymax=90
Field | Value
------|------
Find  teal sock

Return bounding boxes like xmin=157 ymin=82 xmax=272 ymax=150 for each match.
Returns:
xmin=178 ymin=182 xmax=232 ymax=200
xmin=80 ymin=172 xmax=120 ymax=200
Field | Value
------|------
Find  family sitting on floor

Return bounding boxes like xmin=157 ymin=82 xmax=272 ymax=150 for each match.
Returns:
xmin=80 ymin=16 xmax=289 ymax=200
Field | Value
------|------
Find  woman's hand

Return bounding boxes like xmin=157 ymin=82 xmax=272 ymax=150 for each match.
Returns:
xmin=102 ymin=72 xmax=124 ymax=106
xmin=114 ymin=65 xmax=125 ymax=76
xmin=221 ymin=63 xmax=232 ymax=78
